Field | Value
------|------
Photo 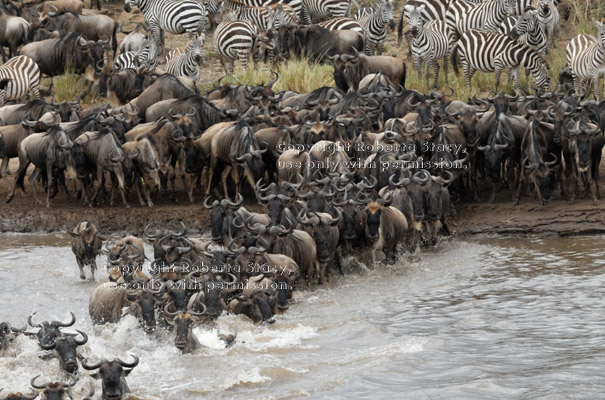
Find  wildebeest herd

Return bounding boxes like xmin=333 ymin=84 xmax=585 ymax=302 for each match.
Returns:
xmin=1 ymin=0 xmax=605 ymax=398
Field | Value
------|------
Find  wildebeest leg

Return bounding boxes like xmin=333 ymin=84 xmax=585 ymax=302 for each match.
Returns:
xmin=7 ymin=159 xmax=30 ymax=203
xmin=45 ymin=165 xmax=54 ymax=208
xmin=335 ymin=248 xmax=343 ymax=276
xmin=221 ymin=164 xmax=232 ymax=201
xmin=76 ymin=256 xmax=86 ymax=279
xmin=26 ymin=167 xmax=42 ymax=204
xmin=186 ymin=173 xmax=195 ymax=203
xmin=205 ymin=155 xmax=218 ymax=196
xmin=585 ymin=170 xmax=598 ymax=206
xmin=0 ymin=156 xmax=9 ymax=177
xmin=0 ymin=47 xmax=6 ymax=63
xmin=89 ymin=166 xmax=104 ymax=207
xmin=90 ymin=259 xmax=96 ymax=281
xmin=230 ymin=165 xmax=240 ymax=201
xmin=134 ymin=173 xmax=147 ymax=207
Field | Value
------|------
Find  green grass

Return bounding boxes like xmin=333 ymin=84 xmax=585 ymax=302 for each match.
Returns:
xmin=201 ymin=58 xmax=335 ymax=94
xmin=53 ymin=72 xmax=80 ymax=103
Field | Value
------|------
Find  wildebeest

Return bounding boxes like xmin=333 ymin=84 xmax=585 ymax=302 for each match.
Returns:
xmin=39 ymin=329 xmax=88 ymax=374
xmin=228 ymin=291 xmax=277 ymax=324
xmin=30 ymin=375 xmax=95 ymax=400
xmin=206 ymin=119 xmax=267 ymax=201
xmin=361 ymin=196 xmax=408 ymax=263
xmin=563 ymin=120 xmax=604 ymax=205
xmin=514 ymin=115 xmax=558 ymax=205
xmin=39 ymin=10 xmax=118 ymax=63
xmin=27 ymin=311 xmax=76 ymax=349
xmin=98 ymin=69 xmax=157 ymax=107
xmin=74 ymin=129 xmax=131 ymax=208
xmin=329 ymin=49 xmax=407 ymax=92
xmin=0 ymin=322 xmax=25 ymax=357
xmin=19 ymin=32 xmax=105 ymax=86
xmin=81 ymin=354 xmax=139 ymax=400
xmin=162 ymin=305 xmax=207 ymax=353
xmin=119 ymin=22 xmax=149 ymax=53
xmin=278 ymin=24 xmax=365 ymax=62
xmin=122 ymin=138 xmax=161 ymax=207
xmin=38 ymin=0 xmax=84 ymax=20
xmin=69 ymin=220 xmax=105 ymax=280
xmin=0 ymin=15 xmax=30 ymax=62
xmin=89 ymin=281 xmax=160 ymax=333
xmin=6 ymin=124 xmax=76 ymax=208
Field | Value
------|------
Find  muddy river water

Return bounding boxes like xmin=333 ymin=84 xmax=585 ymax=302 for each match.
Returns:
xmin=1 ymin=234 xmax=604 ymax=399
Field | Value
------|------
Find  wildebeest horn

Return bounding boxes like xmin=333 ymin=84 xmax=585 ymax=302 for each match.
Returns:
xmin=171 ymin=129 xmax=186 ymax=142
xmin=144 ymin=222 xmax=160 ymax=239
xmin=545 ymin=152 xmax=558 ymax=166
xmin=53 ymin=311 xmax=75 ymax=327
xmin=171 ymin=220 xmax=187 ymax=237
xmin=203 ymin=196 xmax=219 ymax=209
xmin=412 ymin=169 xmax=430 ymax=184
xmin=74 ymin=329 xmax=88 ymax=345
xmin=168 ymin=107 xmax=182 ymax=119
xmin=82 ymin=358 xmax=104 ymax=370
xmin=267 ymin=71 xmax=278 ymax=89
xmin=30 ymin=375 xmax=47 ymax=389
xmin=186 ymin=107 xmax=196 ymax=117
xmin=236 ymin=153 xmax=253 ymax=162
xmin=190 ymin=303 xmax=208 ymax=317
xmin=27 ymin=312 xmax=42 ymax=328
xmin=47 ymin=3 xmax=58 ymax=15
xmin=115 ymin=354 xmax=139 ymax=368
xmin=163 ymin=302 xmax=180 ymax=318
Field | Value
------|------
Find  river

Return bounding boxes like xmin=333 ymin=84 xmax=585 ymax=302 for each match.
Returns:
xmin=1 ymin=233 xmax=604 ymax=399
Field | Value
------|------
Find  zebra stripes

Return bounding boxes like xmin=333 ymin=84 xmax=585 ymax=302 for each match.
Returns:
xmin=452 ymin=29 xmax=551 ymax=92
xmin=513 ymin=8 xmax=547 ymax=56
xmin=231 ymin=0 xmax=302 ymax=23
xmin=537 ymin=0 xmax=559 ymax=48
xmin=114 ymin=38 xmax=158 ymax=71
xmin=300 ymin=0 xmax=350 ymax=25
xmin=565 ymin=21 xmax=605 ymax=101
xmin=266 ymin=3 xmax=299 ymax=30
xmin=499 ymin=16 xmax=519 ymax=35
xmin=404 ymin=4 xmax=449 ymax=88
xmin=445 ymin=0 xmax=513 ymax=52
xmin=317 ymin=17 xmax=363 ymax=32
xmin=166 ymin=33 xmax=205 ymax=82
xmin=0 ymin=55 xmax=41 ymax=107
xmin=357 ymin=0 xmax=394 ymax=55
xmin=124 ymin=0 xmax=207 ymax=54
xmin=214 ymin=10 xmax=258 ymax=73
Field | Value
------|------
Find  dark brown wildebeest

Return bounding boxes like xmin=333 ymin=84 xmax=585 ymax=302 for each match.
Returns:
xmin=162 ymin=304 xmax=207 ymax=354
xmin=30 ymin=374 xmax=95 ymax=400
xmin=70 ymin=220 xmax=105 ymax=281
xmin=81 ymin=354 xmax=139 ymax=400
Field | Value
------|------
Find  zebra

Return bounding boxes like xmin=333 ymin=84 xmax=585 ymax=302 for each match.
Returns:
xmin=166 ymin=33 xmax=205 ymax=82
xmin=445 ymin=0 xmax=514 ymax=54
xmin=114 ymin=37 xmax=158 ymax=72
xmin=537 ymin=0 xmax=559 ymax=49
xmin=452 ymin=29 xmax=551 ymax=92
xmin=213 ymin=10 xmax=260 ymax=74
xmin=266 ymin=3 xmax=299 ymax=30
xmin=124 ymin=0 xmax=208 ymax=55
xmin=300 ymin=0 xmax=350 ymax=25
xmin=218 ymin=0 xmax=285 ymax=64
xmin=228 ymin=0 xmax=302 ymax=23
xmin=404 ymin=4 xmax=449 ymax=89
xmin=513 ymin=8 xmax=547 ymax=56
xmin=357 ymin=0 xmax=394 ymax=55
xmin=317 ymin=17 xmax=363 ymax=33
xmin=565 ymin=20 xmax=605 ymax=101
xmin=499 ymin=16 xmax=519 ymax=35
xmin=397 ymin=0 xmax=448 ymax=56
xmin=0 ymin=55 xmax=40 ymax=107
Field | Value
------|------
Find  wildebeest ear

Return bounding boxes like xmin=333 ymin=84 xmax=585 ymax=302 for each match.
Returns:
xmin=90 ymin=372 xmax=102 ymax=379
xmin=123 ymin=368 xmax=134 ymax=376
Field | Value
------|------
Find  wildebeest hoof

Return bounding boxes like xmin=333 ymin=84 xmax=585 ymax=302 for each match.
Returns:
xmin=263 ymin=319 xmax=276 ymax=325
xmin=593 ymin=200 xmax=599 ymax=206
xmin=80 ymin=275 xmax=85 ymax=279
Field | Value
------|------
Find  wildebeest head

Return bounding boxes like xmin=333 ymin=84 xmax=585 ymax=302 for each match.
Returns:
xmin=126 ymin=288 xmax=160 ymax=333
xmin=168 ymin=108 xmax=196 ymax=140
xmin=523 ymin=119 xmax=558 ymax=204
xmin=0 ymin=322 xmax=25 ymax=353
xmin=27 ymin=311 xmax=75 ymax=348
xmin=82 ymin=355 xmax=139 ymax=400
xmin=189 ymin=271 xmax=238 ymax=318
xmin=203 ymin=195 xmax=243 ymax=242
xmin=31 ymin=374 xmax=94 ymax=400
xmin=277 ymin=24 xmax=296 ymax=59
xmin=40 ymin=330 xmax=88 ymax=374
xmin=566 ymin=120 xmax=600 ymax=172
xmin=70 ymin=221 xmax=101 ymax=260
xmin=296 ymin=210 xmax=341 ymax=263
xmin=425 ymin=173 xmax=452 ymax=222
xmin=232 ymin=291 xmax=276 ymax=324
xmin=162 ymin=305 xmax=206 ymax=352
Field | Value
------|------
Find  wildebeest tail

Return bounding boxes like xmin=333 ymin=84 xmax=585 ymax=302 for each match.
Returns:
xmin=451 ymin=43 xmax=460 ymax=76
xmin=112 ymin=22 xmax=118 ymax=57
xmin=400 ymin=61 xmax=406 ymax=89
xmin=397 ymin=10 xmax=404 ymax=47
